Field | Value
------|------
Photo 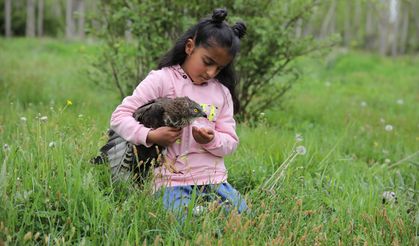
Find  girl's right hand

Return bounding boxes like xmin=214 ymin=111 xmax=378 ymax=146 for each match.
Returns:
xmin=146 ymin=127 xmax=182 ymax=147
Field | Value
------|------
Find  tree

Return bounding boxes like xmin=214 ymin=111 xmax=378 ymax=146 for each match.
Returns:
xmin=89 ymin=0 xmax=335 ymax=122
xmin=4 ymin=0 xmax=11 ymax=37
xmin=25 ymin=0 xmax=35 ymax=37
xmin=37 ymin=0 xmax=44 ymax=36
xmin=65 ymin=0 xmax=75 ymax=38
xmin=399 ymin=1 xmax=409 ymax=54
xmin=76 ymin=0 xmax=85 ymax=38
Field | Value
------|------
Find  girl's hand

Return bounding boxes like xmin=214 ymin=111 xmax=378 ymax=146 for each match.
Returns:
xmin=146 ymin=127 xmax=182 ymax=147
xmin=192 ymin=126 xmax=214 ymax=144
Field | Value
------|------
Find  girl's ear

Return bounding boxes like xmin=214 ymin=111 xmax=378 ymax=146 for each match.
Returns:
xmin=185 ymin=38 xmax=195 ymax=56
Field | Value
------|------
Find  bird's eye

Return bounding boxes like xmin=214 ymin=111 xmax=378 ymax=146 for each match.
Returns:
xmin=194 ymin=108 xmax=198 ymax=113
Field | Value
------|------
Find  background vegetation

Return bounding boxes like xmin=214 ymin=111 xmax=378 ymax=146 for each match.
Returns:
xmin=0 ymin=38 xmax=417 ymax=245
xmin=1 ymin=0 xmax=418 ymax=244
xmin=2 ymin=0 xmax=419 ymax=120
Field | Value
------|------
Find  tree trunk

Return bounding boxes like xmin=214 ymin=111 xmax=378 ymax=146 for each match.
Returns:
xmin=365 ymin=1 xmax=375 ymax=50
xmin=52 ymin=0 xmax=62 ymax=18
xmin=26 ymin=0 xmax=36 ymax=37
xmin=5 ymin=0 xmax=12 ymax=37
xmin=353 ymin=0 xmax=361 ymax=35
xmin=412 ymin=0 xmax=419 ymax=51
xmin=320 ymin=0 xmax=336 ymax=38
xmin=390 ymin=0 xmax=399 ymax=57
xmin=343 ymin=1 xmax=351 ymax=46
xmin=76 ymin=0 xmax=85 ymax=39
xmin=295 ymin=18 xmax=303 ymax=38
xmin=66 ymin=0 xmax=75 ymax=39
xmin=37 ymin=0 xmax=44 ymax=37
xmin=399 ymin=1 xmax=409 ymax=54
xmin=378 ymin=1 xmax=389 ymax=55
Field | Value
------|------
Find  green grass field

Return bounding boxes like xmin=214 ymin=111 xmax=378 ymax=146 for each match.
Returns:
xmin=0 ymin=38 xmax=418 ymax=245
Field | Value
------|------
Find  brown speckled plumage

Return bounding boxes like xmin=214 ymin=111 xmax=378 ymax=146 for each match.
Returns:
xmin=92 ymin=97 xmax=206 ymax=184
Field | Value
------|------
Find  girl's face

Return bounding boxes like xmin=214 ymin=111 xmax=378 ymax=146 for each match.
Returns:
xmin=182 ymin=38 xmax=233 ymax=85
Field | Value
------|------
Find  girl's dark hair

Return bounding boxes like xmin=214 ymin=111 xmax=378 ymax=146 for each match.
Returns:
xmin=158 ymin=8 xmax=246 ymax=114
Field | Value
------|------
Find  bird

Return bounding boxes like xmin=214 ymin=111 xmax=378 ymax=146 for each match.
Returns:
xmin=91 ymin=97 xmax=207 ymax=184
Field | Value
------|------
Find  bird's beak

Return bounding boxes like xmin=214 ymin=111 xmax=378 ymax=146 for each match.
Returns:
xmin=201 ymin=112 xmax=207 ymax=118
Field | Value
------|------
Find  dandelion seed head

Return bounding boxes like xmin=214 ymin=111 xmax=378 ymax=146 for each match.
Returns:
xmin=296 ymin=145 xmax=307 ymax=155
xmin=396 ymin=99 xmax=404 ymax=105
xmin=20 ymin=117 xmax=27 ymax=122
xmin=3 ymin=144 xmax=10 ymax=152
xmin=385 ymin=124 xmax=393 ymax=132
xmin=295 ymin=133 xmax=303 ymax=142
xmin=382 ymin=191 xmax=397 ymax=204
xmin=384 ymin=158 xmax=391 ymax=164
xmin=39 ymin=116 xmax=48 ymax=122
xmin=48 ymin=142 xmax=56 ymax=148
xmin=360 ymin=101 xmax=367 ymax=107
xmin=78 ymin=114 xmax=83 ymax=118
xmin=192 ymin=205 xmax=206 ymax=216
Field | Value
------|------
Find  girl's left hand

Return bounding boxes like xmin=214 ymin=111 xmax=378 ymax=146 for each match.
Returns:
xmin=192 ymin=126 xmax=214 ymax=144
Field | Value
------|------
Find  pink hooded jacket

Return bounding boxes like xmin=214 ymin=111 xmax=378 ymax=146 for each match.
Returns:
xmin=110 ymin=65 xmax=239 ymax=190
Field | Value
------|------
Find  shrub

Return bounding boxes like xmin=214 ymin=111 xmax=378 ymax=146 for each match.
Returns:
xmin=89 ymin=0 xmax=335 ymax=121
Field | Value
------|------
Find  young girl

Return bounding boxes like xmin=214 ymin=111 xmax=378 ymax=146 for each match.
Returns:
xmin=110 ymin=8 xmax=247 ymax=214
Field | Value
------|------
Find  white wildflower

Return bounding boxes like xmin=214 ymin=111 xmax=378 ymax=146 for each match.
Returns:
xmin=192 ymin=205 xmax=206 ymax=216
xmin=48 ymin=142 xmax=56 ymax=148
xmin=385 ymin=124 xmax=393 ymax=132
xmin=20 ymin=117 xmax=27 ymax=122
xmin=384 ymin=158 xmax=391 ymax=164
xmin=382 ymin=149 xmax=389 ymax=155
xmin=396 ymin=99 xmax=404 ymax=105
xmin=78 ymin=114 xmax=83 ymax=118
xmin=360 ymin=101 xmax=367 ymax=107
xmin=295 ymin=133 xmax=303 ymax=142
xmin=3 ymin=144 xmax=10 ymax=152
xmin=324 ymin=81 xmax=331 ymax=87
xmin=296 ymin=145 xmax=307 ymax=155
xmin=382 ymin=191 xmax=397 ymax=204
xmin=39 ymin=116 xmax=48 ymax=122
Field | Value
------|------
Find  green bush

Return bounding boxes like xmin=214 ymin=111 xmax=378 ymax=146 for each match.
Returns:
xmin=89 ymin=0 xmax=336 ymax=121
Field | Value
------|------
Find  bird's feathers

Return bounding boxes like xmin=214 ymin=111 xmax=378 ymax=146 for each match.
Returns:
xmin=92 ymin=96 xmax=206 ymax=184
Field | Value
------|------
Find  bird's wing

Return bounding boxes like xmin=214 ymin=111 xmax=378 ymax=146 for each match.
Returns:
xmin=133 ymin=99 xmax=166 ymax=128
xmin=99 ymin=130 xmax=133 ymax=182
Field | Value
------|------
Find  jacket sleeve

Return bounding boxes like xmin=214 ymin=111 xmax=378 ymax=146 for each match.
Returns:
xmin=110 ymin=70 xmax=164 ymax=146
xmin=201 ymin=90 xmax=239 ymax=157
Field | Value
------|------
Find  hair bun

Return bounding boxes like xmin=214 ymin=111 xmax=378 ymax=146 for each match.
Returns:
xmin=212 ymin=8 xmax=227 ymax=23
xmin=232 ymin=21 xmax=247 ymax=39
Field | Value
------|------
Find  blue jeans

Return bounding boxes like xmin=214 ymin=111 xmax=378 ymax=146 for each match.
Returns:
xmin=158 ymin=183 xmax=248 ymax=215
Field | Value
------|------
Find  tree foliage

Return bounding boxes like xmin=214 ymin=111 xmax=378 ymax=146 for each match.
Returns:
xmin=89 ymin=0 xmax=335 ymax=122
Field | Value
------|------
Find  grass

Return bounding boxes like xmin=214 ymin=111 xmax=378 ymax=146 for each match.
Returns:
xmin=0 ymin=38 xmax=418 ymax=245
